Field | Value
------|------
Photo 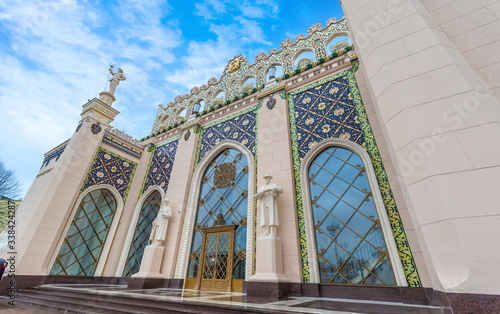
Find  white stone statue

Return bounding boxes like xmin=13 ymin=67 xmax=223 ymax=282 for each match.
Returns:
xmin=109 ymin=65 xmax=126 ymax=95
xmin=149 ymin=199 xmax=173 ymax=246
xmin=255 ymin=174 xmax=283 ymax=236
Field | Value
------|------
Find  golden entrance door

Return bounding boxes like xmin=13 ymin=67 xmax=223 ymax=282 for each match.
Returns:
xmin=195 ymin=224 xmax=237 ymax=292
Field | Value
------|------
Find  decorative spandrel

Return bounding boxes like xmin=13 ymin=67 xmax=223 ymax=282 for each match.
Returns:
xmin=141 ymin=139 xmax=179 ymax=194
xmin=187 ymin=148 xmax=248 ymax=280
xmin=81 ymin=148 xmax=137 ymax=201
xmin=309 ymin=147 xmax=396 ymax=286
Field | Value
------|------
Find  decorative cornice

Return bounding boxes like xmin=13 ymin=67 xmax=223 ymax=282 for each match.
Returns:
xmin=151 ymin=17 xmax=349 ymax=134
xmin=257 ymin=82 xmax=287 ymax=99
xmin=81 ymin=98 xmax=120 ymax=125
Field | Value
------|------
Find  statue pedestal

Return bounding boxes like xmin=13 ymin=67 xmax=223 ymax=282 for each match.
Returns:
xmin=131 ymin=245 xmax=164 ymax=278
xmin=248 ymin=235 xmax=287 ymax=282
xmin=99 ymin=91 xmax=116 ymax=106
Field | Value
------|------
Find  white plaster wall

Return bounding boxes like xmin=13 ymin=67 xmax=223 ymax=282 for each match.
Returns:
xmin=342 ymin=0 xmax=500 ymax=294
xmin=421 ymin=0 xmax=500 ymax=103
xmin=16 ymin=118 xmax=105 ymax=275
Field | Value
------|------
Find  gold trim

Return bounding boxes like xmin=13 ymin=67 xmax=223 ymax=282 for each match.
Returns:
xmin=195 ymin=224 xmax=237 ymax=292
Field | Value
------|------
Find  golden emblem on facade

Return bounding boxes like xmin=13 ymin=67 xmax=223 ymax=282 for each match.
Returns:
xmin=214 ymin=162 xmax=236 ymax=188
xmin=227 ymin=58 xmax=241 ymax=73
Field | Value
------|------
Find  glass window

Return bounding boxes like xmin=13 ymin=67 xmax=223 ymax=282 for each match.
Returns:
xmin=308 ymin=147 xmax=396 ymax=285
xmin=187 ymin=148 xmax=248 ymax=280
xmin=50 ymin=189 xmax=117 ymax=276
xmin=122 ymin=190 xmax=162 ymax=277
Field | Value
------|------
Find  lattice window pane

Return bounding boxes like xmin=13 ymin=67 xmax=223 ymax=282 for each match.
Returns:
xmin=309 ymin=147 xmax=396 ymax=286
xmin=188 ymin=148 xmax=248 ymax=279
xmin=122 ymin=190 xmax=162 ymax=277
xmin=50 ymin=189 xmax=117 ymax=276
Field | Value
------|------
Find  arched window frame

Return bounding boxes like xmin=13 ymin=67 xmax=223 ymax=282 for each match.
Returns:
xmin=300 ymin=138 xmax=407 ymax=286
xmin=47 ymin=184 xmax=124 ymax=276
xmin=292 ymin=48 xmax=315 ymax=69
xmin=115 ymin=185 xmax=165 ymax=276
xmin=324 ymin=32 xmax=350 ymax=53
xmin=175 ymin=140 xmax=255 ymax=281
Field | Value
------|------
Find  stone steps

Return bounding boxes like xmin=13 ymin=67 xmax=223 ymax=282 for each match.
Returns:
xmin=13 ymin=286 xmax=296 ymax=314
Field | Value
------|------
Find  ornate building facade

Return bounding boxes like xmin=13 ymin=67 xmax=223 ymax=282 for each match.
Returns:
xmin=6 ymin=1 xmax=500 ymax=311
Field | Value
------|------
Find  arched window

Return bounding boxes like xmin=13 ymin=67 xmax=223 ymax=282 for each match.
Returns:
xmin=266 ymin=64 xmax=283 ymax=81
xmin=294 ymin=50 xmax=315 ymax=69
xmin=194 ymin=100 xmax=206 ymax=113
xmin=326 ymin=36 xmax=351 ymax=55
xmin=177 ymin=108 xmax=188 ymax=121
xmin=308 ymin=146 xmax=397 ymax=285
xmin=213 ymin=91 xmax=225 ymax=105
xmin=122 ymin=190 xmax=162 ymax=277
xmin=240 ymin=77 xmax=255 ymax=93
xmin=186 ymin=148 xmax=249 ymax=281
xmin=50 ymin=189 xmax=117 ymax=276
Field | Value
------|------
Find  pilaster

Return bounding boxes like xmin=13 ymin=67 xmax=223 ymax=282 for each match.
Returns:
xmin=16 ymin=116 xmax=108 ymax=276
xmin=255 ymin=91 xmax=302 ymax=283
xmin=159 ymin=125 xmax=200 ymax=278
xmin=342 ymin=0 xmax=500 ymax=294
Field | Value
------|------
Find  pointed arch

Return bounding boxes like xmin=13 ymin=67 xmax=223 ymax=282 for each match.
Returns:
xmin=115 ymin=185 xmax=166 ymax=277
xmin=175 ymin=140 xmax=255 ymax=281
xmin=48 ymin=184 xmax=124 ymax=276
xmin=300 ymin=138 xmax=406 ymax=286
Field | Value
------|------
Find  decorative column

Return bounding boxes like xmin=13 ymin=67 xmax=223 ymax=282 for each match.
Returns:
xmin=248 ymin=175 xmax=287 ymax=282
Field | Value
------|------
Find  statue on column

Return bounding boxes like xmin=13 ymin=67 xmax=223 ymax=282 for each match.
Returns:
xmin=255 ymin=174 xmax=283 ymax=236
xmin=149 ymin=199 xmax=173 ymax=246
xmin=109 ymin=65 xmax=126 ymax=95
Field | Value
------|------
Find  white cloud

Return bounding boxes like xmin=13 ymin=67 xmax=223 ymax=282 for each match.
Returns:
xmin=166 ymin=1 xmax=278 ymax=91
xmin=0 ymin=0 xmax=183 ymax=196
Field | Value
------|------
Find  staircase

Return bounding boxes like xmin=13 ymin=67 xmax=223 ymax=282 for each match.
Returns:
xmin=10 ymin=285 xmax=294 ymax=314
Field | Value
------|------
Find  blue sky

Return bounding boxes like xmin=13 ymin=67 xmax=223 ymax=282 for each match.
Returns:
xmin=0 ymin=0 xmax=344 ymax=198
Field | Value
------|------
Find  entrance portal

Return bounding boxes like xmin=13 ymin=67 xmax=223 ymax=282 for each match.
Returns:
xmin=195 ymin=221 xmax=237 ymax=292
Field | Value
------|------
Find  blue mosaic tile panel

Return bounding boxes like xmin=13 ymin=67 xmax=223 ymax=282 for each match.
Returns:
xmin=42 ymin=144 xmax=67 ymax=168
xmin=292 ymin=75 xmax=365 ymax=160
xmin=288 ymin=68 xmax=421 ymax=287
xmin=102 ymin=134 xmax=142 ymax=159
xmin=197 ymin=107 xmax=257 ymax=163
xmin=141 ymin=139 xmax=179 ymax=194
xmin=81 ymin=148 xmax=137 ymax=201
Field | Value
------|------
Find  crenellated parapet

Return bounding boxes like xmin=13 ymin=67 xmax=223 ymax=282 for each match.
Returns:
xmin=149 ymin=18 xmax=350 ymax=135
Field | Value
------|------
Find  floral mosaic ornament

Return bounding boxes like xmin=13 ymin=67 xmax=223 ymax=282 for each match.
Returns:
xmin=195 ymin=105 xmax=257 ymax=165
xmin=291 ymin=75 xmax=364 ymax=161
xmin=81 ymin=148 xmax=137 ymax=201
xmin=140 ymin=136 xmax=180 ymax=196
xmin=288 ymin=68 xmax=422 ymax=287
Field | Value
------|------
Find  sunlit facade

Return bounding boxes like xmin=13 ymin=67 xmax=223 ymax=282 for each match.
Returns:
xmin=6 ymin=2 xmax=500 ymax=311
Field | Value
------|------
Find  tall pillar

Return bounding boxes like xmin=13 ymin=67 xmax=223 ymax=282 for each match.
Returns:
xmin=13 ymin=97 xmax=119 ymax=288
xmin=342 ymin=0 xmax=500 ymax=296
xmin=245 ymin=88 xmax=302 ymax=298
xmin=159 ymin=124 xmax=200 ymax=279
